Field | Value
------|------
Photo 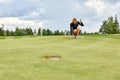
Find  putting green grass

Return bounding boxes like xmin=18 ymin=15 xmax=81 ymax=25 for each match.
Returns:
xmin=0 ymin=35 xmax=120 ymax=80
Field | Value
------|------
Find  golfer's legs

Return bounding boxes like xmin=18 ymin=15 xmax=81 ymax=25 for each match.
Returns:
xmin=77 ymin=27 xmax=80 ymax=35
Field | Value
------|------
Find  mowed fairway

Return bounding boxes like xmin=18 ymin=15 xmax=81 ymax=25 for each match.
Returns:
xmin=0 ymin=35 xmax=120 ymax=80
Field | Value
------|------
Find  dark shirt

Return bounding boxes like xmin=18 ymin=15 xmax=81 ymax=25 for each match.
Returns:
xmin=70 ymin=21 xmax=84 ymax=35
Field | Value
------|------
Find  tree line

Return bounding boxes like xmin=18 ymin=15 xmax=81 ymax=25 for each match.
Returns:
xmin=0 ymin=27 xmax=65 ymax=36
xmin=0 ymin=15 xmax=120 ymax=36
xmin=99 ymin=15 xmax=120 ymax=34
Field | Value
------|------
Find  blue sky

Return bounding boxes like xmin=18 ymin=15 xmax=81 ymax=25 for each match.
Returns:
xmin=0 ymin=0 xmax=120 ymax=32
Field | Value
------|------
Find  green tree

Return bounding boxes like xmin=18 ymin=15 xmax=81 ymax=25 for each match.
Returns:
xmin=59 ymin=31 xmax=64 ymax=35
xmin=11 ymin=31 xmax=15 ymax=36
xmin=38 ymin=28 xmax=41 ymax=35
xmin=54 ymin=30 xmax=60 ymax=35
xmin=42 ymin=29 xmax=47 ymax=35
xmin=46 ymin=29 xmax=53 ymax=35
xmin=15 ymin=27 xmax=26 ymax=36
xmin=6 ymin=29 xmax=11 ymax=36
xmin=99 ymin=15 xmax=120 ymax=34
xmin=0 ymin=27 xmax=4 ymax=36
xmin=114 ymin=15 xmax=119 ymax=33
xmin=25 ymin=28 xmax=33 ymax=35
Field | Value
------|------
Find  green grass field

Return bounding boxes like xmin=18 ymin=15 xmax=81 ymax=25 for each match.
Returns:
xmin=0 ymin=35 xmax=120 ymax=80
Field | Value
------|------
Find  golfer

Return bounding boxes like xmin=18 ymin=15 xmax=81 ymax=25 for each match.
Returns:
xmin=70 ymin=18 xmax=84 ymax=38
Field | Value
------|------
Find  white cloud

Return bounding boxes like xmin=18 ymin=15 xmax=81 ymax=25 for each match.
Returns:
xmin=112 ymin=2 xmax=120 ymax=14
xmin=0 ymin=0 xmax=8 ymax=3
xmin=21 ymin=8 xmax=46 ymax=20
xmin=23 ymin=11 xmax=40 ymax=20
xmin=84 ymin=0 xmax=120 ymax=16
xmin=0 ymin=0 xmax=13 ymax=4
xmin=69 ymin=0 xmax=82 ymax=9
xmin=0 ymin=17 xmax=44 ymax=30
xmin=84 ymin=0 xmax=106 ymax=15
xmin=30 ymin=12 xmax=40 ymax=17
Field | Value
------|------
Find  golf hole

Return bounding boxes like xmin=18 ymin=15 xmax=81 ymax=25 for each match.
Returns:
xmin=42 ymin=56 xmax=61 ymax=60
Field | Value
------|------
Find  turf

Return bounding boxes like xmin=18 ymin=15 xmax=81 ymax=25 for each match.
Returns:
xmin=0 ymin=35 xmax=120 ymax=80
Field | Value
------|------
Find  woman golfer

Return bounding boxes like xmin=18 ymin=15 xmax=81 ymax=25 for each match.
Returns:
xmin=70 ymin=18 xmax=84 ymax=38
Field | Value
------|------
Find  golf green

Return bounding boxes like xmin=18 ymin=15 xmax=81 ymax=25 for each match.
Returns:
xmin=0 ymin=35 xmax=120 ymax=80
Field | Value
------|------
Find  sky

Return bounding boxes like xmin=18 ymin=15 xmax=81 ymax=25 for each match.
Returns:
xmin=0 ymin=0 xmax=120 ymax=32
